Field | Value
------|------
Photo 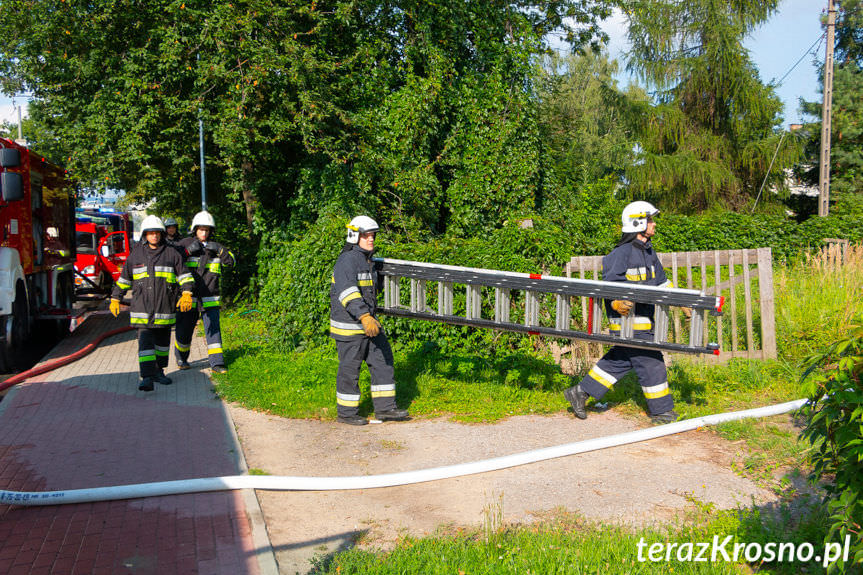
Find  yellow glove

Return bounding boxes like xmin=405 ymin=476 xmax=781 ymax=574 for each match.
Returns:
xmin=359 ymin=313 xmax=381 ymax=337
xmin=611 ymin=300 xmax=634 ymax=316
xmin=109 ymin=298 xmax=121 ymax=317
xmin=177 ymin=291 xmax=194 ymax=312
xmin=681 ymin=306 xmax=693 ymax=319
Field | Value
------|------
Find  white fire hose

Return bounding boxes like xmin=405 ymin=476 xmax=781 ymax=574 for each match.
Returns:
xmin=0 ymin=398 xmax=808 ymax=506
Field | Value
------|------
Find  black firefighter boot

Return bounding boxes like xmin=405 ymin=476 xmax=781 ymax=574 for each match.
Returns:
xmin=564 ymin=384 xmax=589 ymax=419
xmin=649 ymin=410 xmax=679 ymax=424
xmin=375 ymin=408 xmax=409 ymax=422
xmin=337 ymin=414 xmax=368 ymax=426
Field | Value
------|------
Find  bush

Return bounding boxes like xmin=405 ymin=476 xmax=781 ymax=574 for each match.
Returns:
xmin=653 ymin=209 xmax=863 ymax=261
xmin=255 ymin=194 xmax=863 ymax=351
xmin=801 ymin=315 xmax=863 ymax=572
xmin=256 ymin=214 xmax=346 ymax=350
xmin=257 ymin=213 xmax=582 ymax=353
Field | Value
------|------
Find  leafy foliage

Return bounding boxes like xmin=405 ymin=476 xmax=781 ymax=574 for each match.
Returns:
xmin=802 ymin=315 xmax=863 ymax=572
xmin=799 ymin=0 xmax=863 ymax=203
xmin=535 ymin=51 xmax=640 ymax=189
xmin=0 ymin=0 xmax=611 ymax=238
xmin=257 ymin=194 xmax=863 ymax=351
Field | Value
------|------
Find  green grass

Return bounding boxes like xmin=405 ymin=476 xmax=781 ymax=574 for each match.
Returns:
xmin=313 ymin=504 xmax=832 ymax=574
xmin=212 ymin=312 xmax=572 ymax=422
xmin=212 ymin=249 xmax=863 ymax=572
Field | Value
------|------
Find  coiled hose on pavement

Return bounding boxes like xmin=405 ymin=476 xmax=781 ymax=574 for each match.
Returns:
xmin=0 ymin=326 xmax=133 ymax=393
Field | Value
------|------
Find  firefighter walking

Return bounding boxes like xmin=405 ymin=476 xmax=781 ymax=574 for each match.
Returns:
xmin=330 ymin=216 xmax=409 ymax=425
xmin=174 ymin=211 xmax=234 ymax=373
xmin=564 ymin=201 xmax=689 ymax=424
xmin=110 ymin=215 xmax=195 ymax=391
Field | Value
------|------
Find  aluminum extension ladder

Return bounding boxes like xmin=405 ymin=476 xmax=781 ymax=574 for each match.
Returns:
xmin=374 ymin=257 xmax=724 ymax=356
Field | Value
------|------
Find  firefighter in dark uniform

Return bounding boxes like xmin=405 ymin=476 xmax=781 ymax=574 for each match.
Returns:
xmin=173 ymin=210 xmax=234 ymax=373
xmin=564 ymin=201 xmax=690 ymax=424
xmin=330 ymin=216 xmax=409 ymax=426
xmin=110 ymin=215 xmax=195 ymax=391
xmin=164 ymin=217 xmax=181 ymax=245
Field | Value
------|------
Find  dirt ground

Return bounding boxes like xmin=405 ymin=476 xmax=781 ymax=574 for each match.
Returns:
xmin=227 ymin=405 xmax=780 ymax=575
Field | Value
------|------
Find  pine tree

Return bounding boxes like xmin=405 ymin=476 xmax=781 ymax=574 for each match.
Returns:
xmin=620 ymin=0 xmax=801 ymax=211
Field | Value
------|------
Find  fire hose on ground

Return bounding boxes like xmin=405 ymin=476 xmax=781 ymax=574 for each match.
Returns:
xmin=0 ymin=321 xmax=809 ymax=507
xmin=0 ymin=325 xmax=133 ymax=393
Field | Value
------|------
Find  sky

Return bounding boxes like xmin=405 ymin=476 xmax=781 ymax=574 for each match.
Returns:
xmin=599 ymin=0 xmax=825 ymax=125
xmin=0 ymin=0 xmax=827 ymax=129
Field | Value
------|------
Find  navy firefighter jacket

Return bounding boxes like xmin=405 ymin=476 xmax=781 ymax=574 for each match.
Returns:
xmin=602 ymin=238 xmax=674 ymax=339
xmin=111 ymin=242 xmax=195 ymax=328
xmin=329 ymin=244 xmax=381 ymax=341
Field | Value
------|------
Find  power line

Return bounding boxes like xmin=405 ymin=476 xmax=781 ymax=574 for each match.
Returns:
xmin=772 ymin=32 xmax=826 ymax=88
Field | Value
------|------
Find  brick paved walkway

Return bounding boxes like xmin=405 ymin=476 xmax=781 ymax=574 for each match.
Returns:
xmin=0 ymin=313 xmax=276 ymax=575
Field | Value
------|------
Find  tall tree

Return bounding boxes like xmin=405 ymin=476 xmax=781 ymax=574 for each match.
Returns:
xmin=619 ymin=0 xmax=801 ymax=211
xmin=535 ymin=50 xmax=642 ymax=190
xmin=0 ymin=0 xmax=611 ymax=241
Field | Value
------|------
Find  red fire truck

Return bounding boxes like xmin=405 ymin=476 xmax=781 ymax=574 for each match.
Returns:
xmin=0 ymin=137 xmax=76 ymax=372
xmin=74 ymin=209 xmax=132 ymax=294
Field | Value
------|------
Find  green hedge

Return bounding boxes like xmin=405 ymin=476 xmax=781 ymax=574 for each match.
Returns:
xmin=654 ymin=210 xmax=863 ymax=261
xmin=256 ymin=194 xmax=863 ymax=351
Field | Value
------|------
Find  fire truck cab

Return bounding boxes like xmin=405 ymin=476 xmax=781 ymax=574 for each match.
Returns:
xmin=0 ymin=137 xmax=77 ymax=372
xmin=74 ymin=209 xmax=132 ymax=294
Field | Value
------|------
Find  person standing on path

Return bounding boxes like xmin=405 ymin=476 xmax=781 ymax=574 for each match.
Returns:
xmin=110 ymin=215 xmax=195 ymax=391
xmin=174 ymin=211 xmax=234 ymax=373
xmin=329 ymin=216 xmax=409 ymax=426
xmin=564 ymin=201 xmax=690 ymax=424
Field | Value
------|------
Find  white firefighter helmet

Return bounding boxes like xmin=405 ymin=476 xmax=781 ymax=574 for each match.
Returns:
xmin=140 ymin=215 xmax=166 ymax=234
xmin=190 ymin=210 xmax=216 ymax=232
xmin=345 ymin=215 xmax=379 ymax=244
xmin=621 ymin=201 xmax=660 ymax=233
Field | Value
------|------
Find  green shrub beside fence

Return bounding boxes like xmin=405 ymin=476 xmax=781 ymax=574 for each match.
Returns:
xmin=257 ymin=195 xmax=863 ymax=351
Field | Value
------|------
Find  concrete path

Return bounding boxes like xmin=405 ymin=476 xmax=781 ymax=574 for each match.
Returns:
xmin=0 ymin=313 xmax=277 ymax=575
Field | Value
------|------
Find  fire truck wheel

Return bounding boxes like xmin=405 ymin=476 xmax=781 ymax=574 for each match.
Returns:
xmin=0 ymin=283 xmax=28 ymax=372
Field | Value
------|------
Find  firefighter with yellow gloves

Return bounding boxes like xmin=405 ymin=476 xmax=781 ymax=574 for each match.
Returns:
xmin=110 ymin=215 xmax=195 ymax=391
xmin=329 ymin=216 xmax=409 ymax=426
xmin=564 ymin=201 xmax=687 ymax=424
xmin=173 ymin=211 xmax=234 ymax=373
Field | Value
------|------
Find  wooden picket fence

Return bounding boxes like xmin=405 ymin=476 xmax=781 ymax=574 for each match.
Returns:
xmin=558 ymin=247 xmax=776 ymax=367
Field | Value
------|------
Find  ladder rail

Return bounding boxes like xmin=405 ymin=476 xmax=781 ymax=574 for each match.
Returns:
xmin=375 ymin=257 xmax=723 ymax=356
xmin=374 ymin=258 xmax=723 ymax=312
xmin=381 ymin=307 xmax=719 ymax=355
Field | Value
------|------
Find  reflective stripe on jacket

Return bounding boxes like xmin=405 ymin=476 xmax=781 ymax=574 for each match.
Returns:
xmin=602 ymin=238 xmax=673 ymax=338
xmin=111 ymin=242 xmax=194 ymax=328
xmin=178 ymin=237 xmax=235 ymax=304
xmin=329 ymin=244 xmax=380 ymax=341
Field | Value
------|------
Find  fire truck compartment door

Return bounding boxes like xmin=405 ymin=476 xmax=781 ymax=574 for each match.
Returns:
xmin=97 ymin=231 xmax=129 ymax=281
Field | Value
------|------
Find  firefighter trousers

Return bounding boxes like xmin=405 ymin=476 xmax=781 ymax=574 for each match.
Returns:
xmin=335 ymin=334 xmax=398 ymax=417
xmin=578 ymin=345 xmax=673 ymax=415
xmin=138 ymin=327 xmax=171 ymax=379
xmin=174 ymin=306 xmax=225 ymax=368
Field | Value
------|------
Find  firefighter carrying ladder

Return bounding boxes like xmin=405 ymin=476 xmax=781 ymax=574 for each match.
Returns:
xmin=375 ymin=257 xmax=724 ymax=356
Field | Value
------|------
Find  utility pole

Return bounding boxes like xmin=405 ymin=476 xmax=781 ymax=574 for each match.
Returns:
xmin=818 ymin=0 xmax=836 ymax=217
xmin=198 ymin=113 xmax=207 ymax=212
xmin=197 ymin=53 xmax=207 ymax=212
xmin=14 ymin=104 xmax=25 ymax=146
